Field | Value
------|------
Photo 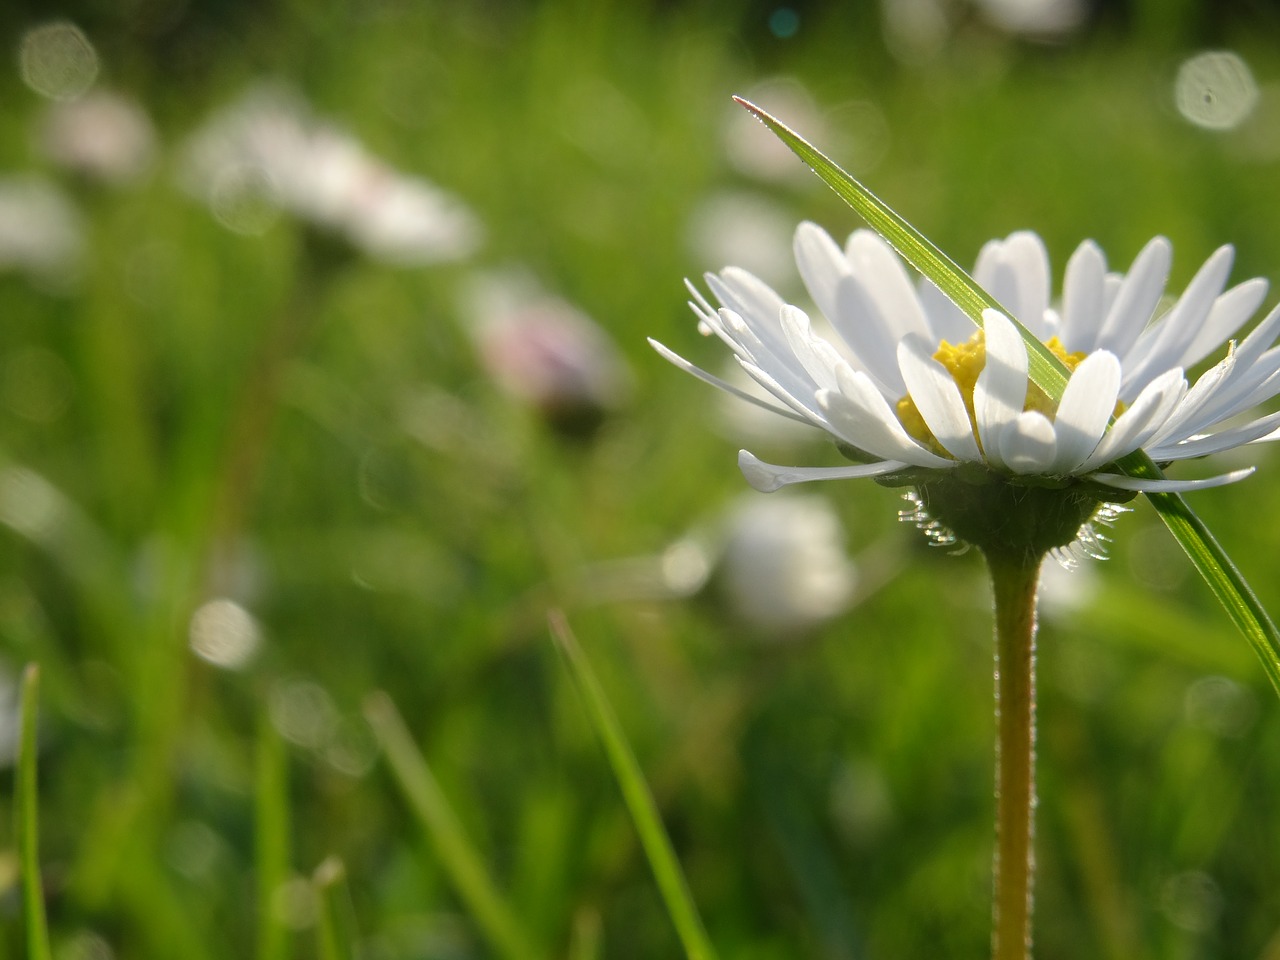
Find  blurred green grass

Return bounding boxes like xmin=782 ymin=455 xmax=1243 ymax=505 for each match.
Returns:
xmin=2 ymin=1 xmax=1280 ymax=958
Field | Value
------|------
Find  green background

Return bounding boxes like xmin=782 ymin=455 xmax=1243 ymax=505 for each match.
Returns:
xmin=1 ymin=1 xmax=1279 ymax=957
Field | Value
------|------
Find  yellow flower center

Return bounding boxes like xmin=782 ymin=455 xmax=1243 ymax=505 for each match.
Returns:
xmin=896 ymin=331 xmax=1099 ymax=456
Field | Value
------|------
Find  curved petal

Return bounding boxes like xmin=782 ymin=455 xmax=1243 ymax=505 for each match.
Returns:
xmin=1182 ymin=277 xmax=1269 ymax=369
xmin=738 ymin=450 xmax=917 ymax=492
xmin=1149 ymin=409 xmax=1280 ymax=461
xmin=1090 ymin=467 xmax=1255 ymax=493
xmin=896 ymin=335 xmax=982 ymax=461
xmin=1119 ymin=244 xmax=1234 ymax=400
xmin=1049 ymin=350 xmax=1120 ymax=472
xmin=648 ymin=339 xmax=811 ymax=424
xmin=820 ymin=368 xmax=955 ymax=468
xmin=1078 ymin=368 xmax=1187 ymax=470
xmin=972 ymin=309 xmax=1029 ymax=468
xmin=1095 ymin=236 xmax=1171 ymax=358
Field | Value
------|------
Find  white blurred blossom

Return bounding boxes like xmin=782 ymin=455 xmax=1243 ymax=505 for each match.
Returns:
xmin=688 ymin=191 xmax=797 ymax=290
xmin=0 ymin=176 xmax=83 ymax=283
xmin=36 ymin=90 xmax=156 ymax=185
xmin=180 ymin=85 xmax=481 ymax=263
xmin=973 ymin=0 xmax=1087 ymax=39
xmin=718 ymin=493 xmax=857 ymax=635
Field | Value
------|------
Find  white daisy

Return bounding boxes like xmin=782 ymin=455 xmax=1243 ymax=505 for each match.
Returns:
xmin=654 ymin=222 xmax=1280 ymax=497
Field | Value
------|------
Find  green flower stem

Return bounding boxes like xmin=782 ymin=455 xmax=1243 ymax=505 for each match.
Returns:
xmin=986 ymin=552 xmax=1042 ymax=960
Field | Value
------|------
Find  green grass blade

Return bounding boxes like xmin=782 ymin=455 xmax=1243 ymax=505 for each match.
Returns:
xmin=735 ymin=96 xmax=1280 ymax=697
xmin=363 ymin=691 xmax=541 ymax=960
xmin=548 ymin=612 xmax=719 ymax=960
xmin=255 ymin=708 xmax=291 ymax=960
xmin=313 ymin=856 xmax=360 ymax=960
xmin=17 ymin=663 xmax=53 ymax=960
xmin=734 ymin=96 xmax=1071 ymax=403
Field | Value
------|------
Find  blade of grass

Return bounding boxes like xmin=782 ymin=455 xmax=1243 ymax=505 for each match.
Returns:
xmin=363 ymin=691 xmax=541 ymax=960
xmin=17 ymin=663 xmax=52 ymax=960
xmin=256 ymin=707 xmax=291 ymax=960
xmin=733 ymin=96 xmax=1071 ymax=402
xmin=313 ymin=856 xmax=360 ymax=960
xmin=548 ymin=611 xmax=719 ymax=960
xmin=735 ymin=96 xmax=1280 ymax=698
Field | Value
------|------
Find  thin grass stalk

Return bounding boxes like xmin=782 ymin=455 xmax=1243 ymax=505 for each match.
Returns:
xmin=256 ymin=707 xmax=291 ymax=960
xmin=17 ymin=663 xmax=53 ymax=960
xmin=363 ymin=691 xmax=541 ymax=960
xmin=549 ymin=611 xmax=719 ymax=960
xmin=313 ymin=856 xmax=360 ymax=960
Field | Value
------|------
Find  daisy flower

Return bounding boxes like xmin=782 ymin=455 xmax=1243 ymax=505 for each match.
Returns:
xmin=652 ymin=223 xmax=1280 ymax=553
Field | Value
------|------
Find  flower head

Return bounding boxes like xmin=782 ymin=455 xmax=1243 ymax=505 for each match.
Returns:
xmin=653 ymin=223 xmax=1280 ymax=556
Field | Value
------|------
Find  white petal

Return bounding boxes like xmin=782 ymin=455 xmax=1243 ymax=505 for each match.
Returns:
xmin=820 ymin=369 xmax=955 ymax=468
xmin=1049 ymin=350 xmax=1120 ymax=472
xmin=844 ymin=230 xmax=931 ymax=338
xmin=1059 ymin=240 xmax=1108 ymax=353
xmin=827 ymin=271 xmax=908 ymax=397
xmin=1078 ymin=368 xmax=1187 ymax=470
xmin=896 ymin=336 xmax=982 ymax=461
xmin=780 ymin=305 xmax=844 ymax=392
xmin=738 ymin=450 xmax=916 ymax=492
xmin=1091 ymin=467 xmax=1255 ymax=493
xmin=1144 ymin=353 xmax=1236 ymax=447
xmin=975 ymin=232 xmax=1052 ymax=340
xmin=1119 ymin=244 xmax=1234 ymax=400
xmin=793 ymin=221 xmax=851 ymax=324
xmin=738 ymin=359 xmax=826 ymax=423
xmin=1181 ymin=277 xmax=1269 ymax=369
xmin=918 ymin=276 xmax=977 ymax=344
xmin=648 ymin=339 xmax=812 ymax=424
xmin=972 ymin=309 xmax=1029 ymax=468
xmin=1095 ymin=236 xmax=1171 ymax=358
xmin=1000 ymin=411 xmax=1058 ymax=474
xmin=1149 ymin=409 xmax=1280 ymax=461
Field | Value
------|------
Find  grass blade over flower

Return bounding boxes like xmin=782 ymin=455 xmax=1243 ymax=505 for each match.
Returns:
xmin=707 ymin=97 xmax=1280 ymax=697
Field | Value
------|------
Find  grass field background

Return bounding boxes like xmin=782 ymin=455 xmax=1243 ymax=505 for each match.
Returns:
xmin=2 ymin=2 xmax=1280 ymax=957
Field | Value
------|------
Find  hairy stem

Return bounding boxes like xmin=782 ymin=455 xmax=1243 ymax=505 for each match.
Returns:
xmin=986 ymin=551 xmax=1042 ymax=960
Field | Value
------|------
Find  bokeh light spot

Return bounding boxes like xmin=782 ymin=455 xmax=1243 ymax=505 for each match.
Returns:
xmin=18 ymin=21 xmax=99 ymax=101
xmin=188 ymin=598 xmax=261 ymax=670
xmin=768 ymin=7 xmax=800 ymax=38
xmin=1176 ymin=51 xmax=1258 ymax=130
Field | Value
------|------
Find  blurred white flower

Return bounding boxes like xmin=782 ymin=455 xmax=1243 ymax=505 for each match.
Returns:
xmin=181 ymin=85 xmax=481 ymax=263
xmin=0 ymin=176 xmax=83 ymax=283
xmin=687 ymin=190 xmax=797 ymax=290
xmin=972 ymin=0 xmax=1087 ymax=39
xmin=718 ymin=493 xmax=857 ymax=635
xmin=463 ymin=269 xmax=632 ymax=429
xmin=36 ymin=90 xmax=156 ymax=185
